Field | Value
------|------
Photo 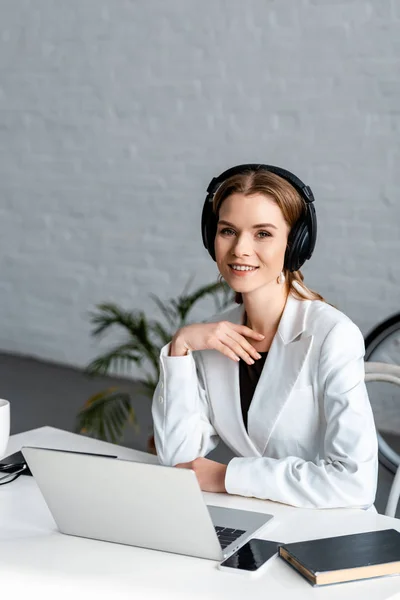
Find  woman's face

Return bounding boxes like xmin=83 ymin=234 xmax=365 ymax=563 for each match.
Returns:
xmin=214 ymin=192 xmax=290 ymax=295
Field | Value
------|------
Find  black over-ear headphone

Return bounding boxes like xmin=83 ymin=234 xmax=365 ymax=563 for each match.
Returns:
xmin=201 ymin=164 xmax=317 ymax=272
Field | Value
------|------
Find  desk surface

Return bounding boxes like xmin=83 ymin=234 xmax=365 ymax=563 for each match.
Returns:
xmin=1 ymin=426 xmax=400 ymax=600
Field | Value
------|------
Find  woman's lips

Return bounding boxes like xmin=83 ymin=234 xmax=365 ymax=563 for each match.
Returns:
xmin=228 ymin=265 xmax=259 ymax=277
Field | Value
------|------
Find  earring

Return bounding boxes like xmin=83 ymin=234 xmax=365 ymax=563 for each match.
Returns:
xmin=217 ymin=274 xmax=224 ymax=284
xmin=277 ymin=271 xmax=285 ymax=285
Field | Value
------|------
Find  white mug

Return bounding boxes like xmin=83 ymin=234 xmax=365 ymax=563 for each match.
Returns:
xmin=0 ymin=399 xmax=10 ymax=458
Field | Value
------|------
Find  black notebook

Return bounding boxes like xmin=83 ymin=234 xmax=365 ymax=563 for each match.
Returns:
xmin=279 ymin=529 xmax=400 ymax=587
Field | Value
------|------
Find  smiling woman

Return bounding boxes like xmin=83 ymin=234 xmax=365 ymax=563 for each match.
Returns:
xmin=212 ymin=168 xmax=325 ymax=307
xmin=151 ymin=164 xmax=378 ymax=510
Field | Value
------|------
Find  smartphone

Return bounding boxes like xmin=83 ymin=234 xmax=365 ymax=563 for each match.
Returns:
xmin=218 ymin=539 xmax=281 ymax=576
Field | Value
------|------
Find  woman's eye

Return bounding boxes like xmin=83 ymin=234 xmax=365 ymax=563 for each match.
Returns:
xmin=219 ymin=228 xmax=235 ymax=236
xmin=257 ymin=231 xmax=271 ymax=238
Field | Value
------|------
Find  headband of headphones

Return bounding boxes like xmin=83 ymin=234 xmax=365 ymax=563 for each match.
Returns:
xmin=201 ymin=163 xmax=317 ymax=272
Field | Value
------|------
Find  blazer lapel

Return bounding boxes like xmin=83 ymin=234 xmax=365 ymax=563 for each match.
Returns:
xmin=199 ymin=304 xmax=262 ymax=456
xmin=247 ymin=295 xmax=313 ymax=455
xmin=203 ymin=346 xmax=262 ymax=457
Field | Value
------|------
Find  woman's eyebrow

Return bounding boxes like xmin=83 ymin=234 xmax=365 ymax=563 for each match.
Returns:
xmin=218 ymin=220 xmax=277 ymax=230
xmin=252 ymin=222 xmax=278 ymax=230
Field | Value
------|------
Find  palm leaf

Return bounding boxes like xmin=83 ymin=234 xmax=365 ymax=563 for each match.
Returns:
xmin=173 ymin=280 xmax=234 ymax=324
xmin=76 ymin=388 xmax=137 ymax=444
xmin=181 ymin=274 xmax=196 ymax=296
xmin=86 ymin=343 xmax=143 ymax=377
xmin=133 ymin=313 xmax=160 ymax=372
xmin=149 ymin=294 xmax=179 ymax=328
xmin=150 ymin=322 xmax=172 ymax=346
xmin=212 ymin=281 xmax=235 ymax=312
xmin=89 ymin=304 xmax=148 ymax=339
xmin=89 ymin=307 xmax=161 ymax=378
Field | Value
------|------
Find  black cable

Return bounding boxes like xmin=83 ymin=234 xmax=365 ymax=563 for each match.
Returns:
xmin=0 ymin=463 xmax=27 ymax=485
xmin=0 ymin=472 xmax=23 ymax=485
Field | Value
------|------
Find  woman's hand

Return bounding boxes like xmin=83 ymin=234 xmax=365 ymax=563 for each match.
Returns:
xmin=169 ymin=321 xmax=265 ymax=365
xmin=175 ymin=457 xmax=228 ymax=493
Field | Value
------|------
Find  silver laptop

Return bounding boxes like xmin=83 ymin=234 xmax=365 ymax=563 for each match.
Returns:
xmin=22 ymin=446 xmax=273 ymax=561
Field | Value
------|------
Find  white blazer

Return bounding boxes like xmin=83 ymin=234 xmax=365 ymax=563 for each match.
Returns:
xmin=152 ymin=294 xmax=378 ymax=509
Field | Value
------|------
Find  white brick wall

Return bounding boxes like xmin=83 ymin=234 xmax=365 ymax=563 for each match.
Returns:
xmin=0 ymin=0 xmax=399 ymax=375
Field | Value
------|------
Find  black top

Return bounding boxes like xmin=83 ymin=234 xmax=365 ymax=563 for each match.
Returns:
xmin=239 ymin=351 xmax=268 ymax=431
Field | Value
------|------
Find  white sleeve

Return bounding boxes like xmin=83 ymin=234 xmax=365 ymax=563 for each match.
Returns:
xmin=151 ymin=343 xmax=220 ymax=466
xmin=224 ymin=322 xmax=379 ymax=509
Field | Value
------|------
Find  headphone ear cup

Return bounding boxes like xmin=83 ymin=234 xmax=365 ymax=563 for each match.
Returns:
xmin=285 ymin=201 xmax=316 ymax=272
xmin=201 ymin=196 xmax=217 ymax=261
xmin=285 ymin=221 xmax=310 ymax=272
xmin=206 ymin=215 xmax=217 ymax=261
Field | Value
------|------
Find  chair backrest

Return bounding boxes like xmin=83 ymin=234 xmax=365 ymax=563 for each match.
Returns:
xmin=365 ymin=361 xmax=400 ymax=518
xmin=365 ymin=361 xmax=400 ymax=383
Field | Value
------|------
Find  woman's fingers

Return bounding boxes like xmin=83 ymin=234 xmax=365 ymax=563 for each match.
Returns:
xmin=231 ymin=324 xmax=265 ymax=340
xmin=171 ymin=321 xmax=266 ymax=363
xmin=214 ymin=337 xmax=259 ymax=365
xmin=213 ymin=340 xmax=242 ymax=363
xmin=225 ymin=330 xmax=262 ymax=362
xmin=223 ymin=335 xmax=258 ymax=365
xmin=210 ymin=322 xmax=265 ymax=364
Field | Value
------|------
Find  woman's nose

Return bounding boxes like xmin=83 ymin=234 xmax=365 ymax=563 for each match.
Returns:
xmin=232 ymin=234 xmax=252 ymax=257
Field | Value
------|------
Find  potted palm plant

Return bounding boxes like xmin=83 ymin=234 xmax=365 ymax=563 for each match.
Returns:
xmin=76 ymin=279 xmax=234 ymax=450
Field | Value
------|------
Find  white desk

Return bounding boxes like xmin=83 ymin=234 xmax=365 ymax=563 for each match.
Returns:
xmin=1 ymin=426 xmax=400 ymax=600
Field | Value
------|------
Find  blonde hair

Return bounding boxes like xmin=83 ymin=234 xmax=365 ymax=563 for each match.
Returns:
xmin=212 ymin=169 xmax=327 ymax=304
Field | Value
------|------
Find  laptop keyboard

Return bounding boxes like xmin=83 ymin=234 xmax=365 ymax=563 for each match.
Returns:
xmin=215 ymin=526 xmax=246 ymax=549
